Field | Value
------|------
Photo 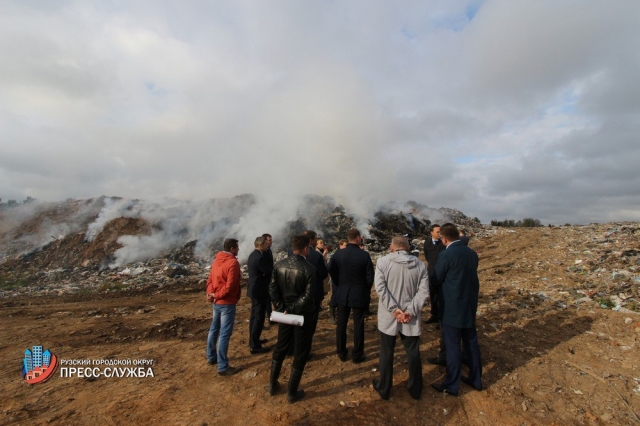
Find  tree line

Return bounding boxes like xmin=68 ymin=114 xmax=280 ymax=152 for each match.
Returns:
xmin=490 ymin=218 xmax=542 ymax=227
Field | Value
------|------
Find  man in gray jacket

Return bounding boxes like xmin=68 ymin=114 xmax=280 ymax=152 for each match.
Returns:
xmin=372 ymin=235 xmax=430 ymax=400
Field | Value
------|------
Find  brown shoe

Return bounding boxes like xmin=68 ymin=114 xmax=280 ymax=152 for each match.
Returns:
xmin=218 ymin=366 xmax=240 ymax=376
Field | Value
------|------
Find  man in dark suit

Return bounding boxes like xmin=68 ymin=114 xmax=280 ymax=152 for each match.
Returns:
xmin=329 ymin=228 xmax=375 ymax=363
xmin=262 ymin=233 xmax=274 ymax=326
xmin=431 ymin=223 xmax=482 ymax=396
xmin=301 ymin=230 xmax=329 ymax=358
xmin=423 ymin=224 xmax=445 ymax=324
xmin=247 ymin=236 xmax=273 ymax=354
xmin=459 ymin=229 xmax=470 ymax=246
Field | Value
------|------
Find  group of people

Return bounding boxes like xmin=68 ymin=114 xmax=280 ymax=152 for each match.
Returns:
xmin=204 ymin=223 xmax=482 ymax=403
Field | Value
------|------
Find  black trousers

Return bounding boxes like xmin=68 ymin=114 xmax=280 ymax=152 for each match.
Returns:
xmin=272 ymin=312 xmax=314 ymax=371
xmin=442 ymin=323 xmax=482 ymax=394
xmin=287 ymin=302 xmax=321 ymax=355
xmin=249 ymin=297 xmax=269 ymax=350
xmin=336 ymin=305 xmax=365 ymax=359
xmin=266 ymin=294 xmax=272 ymax=322
xmin=378 ymin=332 xmax=423 ymax=399
xmin=428 ymin=275 xmax=440 ymax=317
xmin=308 ymin=302 xmax=321 ymax=349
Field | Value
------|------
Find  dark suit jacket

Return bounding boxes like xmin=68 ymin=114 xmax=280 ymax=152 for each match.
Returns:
xmin=305 ymin=245 xmax=329 ymax=304
xmin=329 ymin=243 xmax=375 ymax=308
xmin=435 ymin=240 xmax=480 ymax=328
xmin=424 ymin=236 xmax=445 ymax=276
xmin=247 ymin=249 xmax=272 ymax=299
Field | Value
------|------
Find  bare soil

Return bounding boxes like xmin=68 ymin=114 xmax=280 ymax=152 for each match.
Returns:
xmin=2 ymin=228 xmax=640 ymax=425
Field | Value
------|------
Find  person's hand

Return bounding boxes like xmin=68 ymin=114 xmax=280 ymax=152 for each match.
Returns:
xmin=206 ymin=292 xmax=215 ymax=304
xmin=401 ymin=311 xmax=412 ymax=323
xmin=392 ymin=309 xmax=404 ymax=322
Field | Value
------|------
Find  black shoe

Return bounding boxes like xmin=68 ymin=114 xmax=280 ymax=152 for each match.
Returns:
xmin=461 ymin=376 xmax=483 ymax=391
xmin=218 ymin=366 xmax=240 ymax=376
xmin=259 ymin=338 xmax=268 ymax=344
xmin=352 ymin=355 xmax=366 ymax=364
xmin=424 ymin=316 xmax=438 ymax=324
xmin=427 ymin=357 xmax=447 ymax=367
xmin=372 ymin=379 xmax=389 ymax=400
xmin=250 ymin=346 xmax=271 ymax=354
xmin=338 ymin=350 xmax=348 ymax=362
xmin=207 ymin=359 xmax=217 ymax=366
xmin=431 ymin=383 xmax=458 ymax=396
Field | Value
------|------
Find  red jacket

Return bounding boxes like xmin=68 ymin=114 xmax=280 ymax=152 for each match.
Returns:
xmin=206 ymin=252 xmax=241 ymax=305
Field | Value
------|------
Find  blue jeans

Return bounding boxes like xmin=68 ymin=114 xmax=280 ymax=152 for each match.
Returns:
xmin=207 ymin=304 xmax=236 ymax=372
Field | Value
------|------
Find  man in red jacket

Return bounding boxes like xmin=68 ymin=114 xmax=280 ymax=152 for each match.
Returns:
xmin=206 ymin=238 xmax=242 ymax=376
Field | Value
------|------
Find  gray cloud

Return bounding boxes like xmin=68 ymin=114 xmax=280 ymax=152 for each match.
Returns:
xmin=1 ymin=1 xmax=639 ymax=225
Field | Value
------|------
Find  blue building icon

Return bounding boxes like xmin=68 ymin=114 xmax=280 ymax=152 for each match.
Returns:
xmin=33 ymin=345 xmax=43 ymax=368
xmin=23 ymin=348 xmax=33 ymax=373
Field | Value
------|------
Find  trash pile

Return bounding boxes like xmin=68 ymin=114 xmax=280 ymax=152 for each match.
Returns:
xmin=0 ymin=196 xmax=484 ymax=298
xmin=564 ymin=223 xmax=640 ymax=314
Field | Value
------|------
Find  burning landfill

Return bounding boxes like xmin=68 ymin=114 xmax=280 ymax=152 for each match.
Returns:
xmin=0 ymin=195 xmax=638 ymax=318
xmin=0 ymin=195 xmax=482 ymax=297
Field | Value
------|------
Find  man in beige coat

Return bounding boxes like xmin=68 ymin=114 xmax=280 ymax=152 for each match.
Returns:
xmin=373 ymin=235 xmax=430 ymax=400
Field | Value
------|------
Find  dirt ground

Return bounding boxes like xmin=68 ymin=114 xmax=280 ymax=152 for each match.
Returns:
xmin=2 ymin=228 xmax=640 ymax=425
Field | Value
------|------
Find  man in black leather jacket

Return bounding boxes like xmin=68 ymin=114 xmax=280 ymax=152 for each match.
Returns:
xmin=268 ymin=235 xmax=316 ymax=403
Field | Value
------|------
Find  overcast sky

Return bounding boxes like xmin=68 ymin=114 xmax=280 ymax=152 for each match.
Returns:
xmin=1 ymin=1 xmax=639 ymax=225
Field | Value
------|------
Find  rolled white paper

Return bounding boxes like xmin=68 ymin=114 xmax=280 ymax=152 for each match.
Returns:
xmin=270 ymin=311 xmax=304 ymax=326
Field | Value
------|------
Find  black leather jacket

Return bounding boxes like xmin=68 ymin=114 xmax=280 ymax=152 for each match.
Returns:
xmin=269 ymin=254 xmax=316 ymax=315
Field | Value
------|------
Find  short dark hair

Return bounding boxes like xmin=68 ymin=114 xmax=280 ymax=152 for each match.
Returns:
xmin=262 ymin=233 xmax=272 ymax=239
xmin=223 ymin=238 xmax=239 ymax=251
xmin=430 ymin=224 xmax=441 ymax=232
xmin=439 ymin=223 xmax=459 ymax=241
xmin=346 ymin=228 xmax=361 ymax=242
xmin=302 ymin=230 xmax=317 ymax=240
xmin=291 ymin=235 xmax=311 ymax=252
xmin=254 ymin=236 xmax=266 ymax=248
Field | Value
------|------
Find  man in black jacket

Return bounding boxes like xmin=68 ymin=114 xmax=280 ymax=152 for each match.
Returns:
xmin=431 ymin=223 xmax=482 ymax=396
xmin=423 ymin=224 xmax=445 ymax=324
xmin=302 ymin=230 xmax=329 ymax=358
xmin=329 ymin=228 xmax=375 ymax=363
xmin=247 ymin=236 xmax=272 ymax=354
xmin=269 ymin=235 xmax=316 ymax=403
xmin=262 ymin=233 xmax=274 ymax=326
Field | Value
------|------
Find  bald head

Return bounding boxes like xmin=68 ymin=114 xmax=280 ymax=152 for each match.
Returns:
xmin=390 ymin=235 xmax=410 ymax=251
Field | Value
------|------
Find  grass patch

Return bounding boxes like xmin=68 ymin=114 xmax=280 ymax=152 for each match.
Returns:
xmin=595 ymin=298 xmax=616 ymax=309
xmin=0 ymin=276 xmax=32 ymax=290
xmin=98 ymin=282 xmax=129 ymax=292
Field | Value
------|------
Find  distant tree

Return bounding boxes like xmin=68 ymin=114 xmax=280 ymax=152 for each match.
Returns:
xmin=472 ymin=217 xmax=481 ymax=223
xmin=491 ymin=219 xmax=516 ymax=227
xmin=23 ymin=196 xmax=36 ymax=204
xmin=7 ymin=199 xmax=17 ymax=207
xmin=491 ymin=218 xmax=541 ymax=227
xmin=520 ymin=218 xmax=541 ymax=227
